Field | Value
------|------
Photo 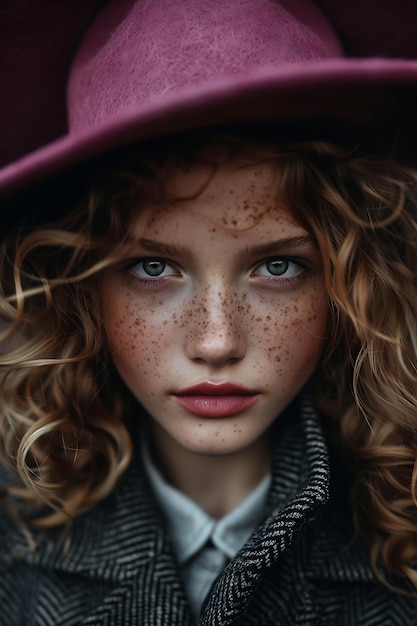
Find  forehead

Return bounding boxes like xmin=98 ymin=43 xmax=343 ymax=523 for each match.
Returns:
xmin=132 ymin=157 xmax=297 ymax=236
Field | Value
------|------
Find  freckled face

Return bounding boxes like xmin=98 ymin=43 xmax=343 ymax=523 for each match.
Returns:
xmin=102 ymin=160 xmax=328 ymax=458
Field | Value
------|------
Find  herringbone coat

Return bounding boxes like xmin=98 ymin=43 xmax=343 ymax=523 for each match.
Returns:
xmin=0 ymin=397 xmax=416 ymax=625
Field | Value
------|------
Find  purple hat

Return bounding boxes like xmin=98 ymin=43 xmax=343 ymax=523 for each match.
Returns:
xmin=1 ymin=0 xmax=417 ymax=218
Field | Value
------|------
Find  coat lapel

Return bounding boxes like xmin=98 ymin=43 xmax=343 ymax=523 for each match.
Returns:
xmin=1 ymin=454 xmax=195 ymax=625
xmin=200 ymin=394 xmax=331 ymax=626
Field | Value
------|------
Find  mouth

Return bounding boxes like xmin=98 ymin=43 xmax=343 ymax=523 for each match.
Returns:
xmin=174 ymin=382 xmax=260 ymax=418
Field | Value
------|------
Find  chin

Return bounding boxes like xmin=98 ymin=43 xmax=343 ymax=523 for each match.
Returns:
xmin=180 ymin=428 xmax=260 ymax=457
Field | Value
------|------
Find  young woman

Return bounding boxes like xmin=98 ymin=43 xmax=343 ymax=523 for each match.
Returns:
xmin=1 ymin=1 xmax=417 ymax=624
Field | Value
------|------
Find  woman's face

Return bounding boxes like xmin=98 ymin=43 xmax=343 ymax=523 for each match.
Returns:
xmin=102 ymin=157 xmax=328 ymax=458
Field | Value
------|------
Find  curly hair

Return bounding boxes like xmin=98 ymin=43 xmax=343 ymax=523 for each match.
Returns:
xmin=280 ymin=140 xmax=417 ymax=590
xmin=0 ymin=178 xmax=139 ymax=527
xmin=1 ymin=131 xmax=417 ymax=590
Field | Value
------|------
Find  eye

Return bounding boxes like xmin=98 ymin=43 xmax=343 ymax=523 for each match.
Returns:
xmin=129 ymin=258 xmax=179 ymax=278
xmin=253 ymin=257 xmax=303 ymax=278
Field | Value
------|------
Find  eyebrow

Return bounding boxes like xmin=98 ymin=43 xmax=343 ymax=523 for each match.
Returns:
xmin=136 ymin=235 xmax=317 ymax=258
xmin=241 ymin=236 xmax=317 ymax=258
xmin=137 ymin=238 xmax=190 ymax=257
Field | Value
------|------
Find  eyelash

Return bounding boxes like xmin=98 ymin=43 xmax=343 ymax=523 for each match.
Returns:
xmin=124 ymin=256 xmax=308 ymax=288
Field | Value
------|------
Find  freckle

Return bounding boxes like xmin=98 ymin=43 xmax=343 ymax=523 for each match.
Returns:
xmin=256 ymin=317 xmax=262 ymax=322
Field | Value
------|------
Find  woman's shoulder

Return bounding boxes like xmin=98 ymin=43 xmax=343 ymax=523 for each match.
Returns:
xmin=0 ymin=461 xmax=10 ymax=485
xmin=0 ymin=464 xmax=28 ymax=549
xmin=0 ymin=464 xmax=18 ymax=535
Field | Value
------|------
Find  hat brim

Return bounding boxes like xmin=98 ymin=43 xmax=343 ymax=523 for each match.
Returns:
xmin=1 ymin=59 xmax=417 ymax=213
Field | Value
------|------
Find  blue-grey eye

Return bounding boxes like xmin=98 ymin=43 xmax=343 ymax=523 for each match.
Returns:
xmin=129 ymin=258 xmax=179 ymax=279
xmin=254 ymin=258 xmax=302 ymax=278
xmin=266 ymin=259 xmax=289 ymax=276
xmin=142 ymin=260 xmax=166 ymax=276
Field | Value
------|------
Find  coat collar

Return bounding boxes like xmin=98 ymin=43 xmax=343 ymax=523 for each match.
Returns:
xmin=200 ymin=392 xmax=332 ymax=624
xmin=0 ymin=392 xmax=375 ymax=596
xmin=58 ymin=392 xmax=329 ymax=579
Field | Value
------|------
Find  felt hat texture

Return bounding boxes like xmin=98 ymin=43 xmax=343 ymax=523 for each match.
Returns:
xmin=1 ymin=0 xmax=417 ymax=218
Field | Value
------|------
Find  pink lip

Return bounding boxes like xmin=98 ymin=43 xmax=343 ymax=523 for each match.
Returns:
xmin=174 ymin=382 xmax=260 ymax=418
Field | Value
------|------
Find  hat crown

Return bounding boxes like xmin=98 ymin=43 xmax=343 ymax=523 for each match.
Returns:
xmin=68 ymin=0 xmax=343 ymax=133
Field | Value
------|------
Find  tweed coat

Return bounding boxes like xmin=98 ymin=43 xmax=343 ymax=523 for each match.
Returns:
xmin=0 ymin=395 xmax=416 ymax=626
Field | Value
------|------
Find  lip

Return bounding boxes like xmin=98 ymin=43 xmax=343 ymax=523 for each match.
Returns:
xmin=177 ymin=382 xmax=258 ymax=396
xmin=174 ymin=382 xmax=260 ymax=418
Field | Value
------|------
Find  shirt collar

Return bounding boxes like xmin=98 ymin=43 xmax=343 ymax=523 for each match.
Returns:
xmin=141 ymin=434 xmax=271 ymax=563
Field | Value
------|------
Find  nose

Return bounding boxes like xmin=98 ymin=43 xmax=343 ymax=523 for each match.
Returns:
xmin=185 ymin=287 xmax=246 ymax=366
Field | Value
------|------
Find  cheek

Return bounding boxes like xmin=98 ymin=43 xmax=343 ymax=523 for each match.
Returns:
xmin=103 ymin=288 xmax=172 ymax=385
xmin=248 ymin=289 xmax=328 ymax=376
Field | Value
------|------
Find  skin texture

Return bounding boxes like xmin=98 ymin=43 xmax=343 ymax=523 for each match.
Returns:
xmin=102 ymin=159 xmax=329 ymax=515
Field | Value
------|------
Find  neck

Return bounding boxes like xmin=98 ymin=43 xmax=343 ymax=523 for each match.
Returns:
xmin=149 ymin=423 xmax=273 ymax=518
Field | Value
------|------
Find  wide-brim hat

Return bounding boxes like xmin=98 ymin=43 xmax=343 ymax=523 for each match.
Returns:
xmin=1 ymin=0 xmax=417 ymax=223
